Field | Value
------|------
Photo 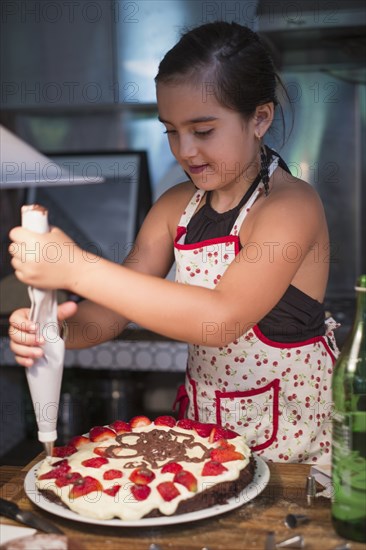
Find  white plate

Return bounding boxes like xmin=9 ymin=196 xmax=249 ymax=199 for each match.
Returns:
xmin=24 ymin=455 xmax=269 ymax=527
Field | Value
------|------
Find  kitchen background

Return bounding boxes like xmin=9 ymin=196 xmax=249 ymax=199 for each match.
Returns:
xmin=0 ymin=0 xmax=365 ymax=462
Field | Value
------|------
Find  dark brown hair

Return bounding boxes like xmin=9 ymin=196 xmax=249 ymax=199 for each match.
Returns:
xmin=155 ymin=21 xmax=290 ymax=143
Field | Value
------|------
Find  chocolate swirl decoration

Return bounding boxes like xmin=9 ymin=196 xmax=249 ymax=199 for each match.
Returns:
xmin=105 ymin=429 xmax=211 ymax=469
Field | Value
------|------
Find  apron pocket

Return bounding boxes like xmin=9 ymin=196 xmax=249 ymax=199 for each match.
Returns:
xmin=215 ymin=379 xmax=280 ymax=452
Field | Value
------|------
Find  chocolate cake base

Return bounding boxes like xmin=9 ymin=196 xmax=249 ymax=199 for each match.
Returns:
xmin=146 ymin=454 xmax=256 ymax=518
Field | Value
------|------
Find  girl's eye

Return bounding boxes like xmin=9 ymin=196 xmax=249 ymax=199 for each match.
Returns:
xmin=163 ymin=129 xmax=213 ymax=137
xmin=194 ymin=129 xmax=213 ymax=137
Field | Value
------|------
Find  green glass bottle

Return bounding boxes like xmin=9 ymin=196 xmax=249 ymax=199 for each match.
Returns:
xmin=331 ymin=274 xmax=366 ymax=542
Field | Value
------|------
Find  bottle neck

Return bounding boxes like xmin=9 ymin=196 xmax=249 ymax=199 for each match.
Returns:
xmin=354 ymin=287 xmax=366 ymax=324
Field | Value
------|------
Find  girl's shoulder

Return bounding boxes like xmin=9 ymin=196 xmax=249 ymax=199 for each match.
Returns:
xmin=242 ymin=167 xmax=326 ymax=241
xmin=154 ymin=180 xmax=198 ymax=212
xmin=158 ymin=180 xmax=197 ymax=201
xmin=152 ymin=180 xmax=198 ymax=232
xmin=266 ymin=167 xmax=323 ymax=212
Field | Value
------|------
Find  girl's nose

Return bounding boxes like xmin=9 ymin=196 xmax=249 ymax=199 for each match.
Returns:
xmin=178 ymin=136 xmax=198 ymax=160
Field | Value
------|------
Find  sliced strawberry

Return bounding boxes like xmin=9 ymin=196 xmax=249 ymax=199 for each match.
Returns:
xmin=103 ymin=469 xmax=123 ymax=480
xmin=52 ymin=445 xmax=77 ymax=458
xmin=52 ymin=459 xmax=69 ymax=468
xmin=154 ymin=415 xmax=176 ymax=427
xmin=173 ymin=470 xmax=197 ymax=492
xmin=176 ymin=419 xmax=195 ymax=430
xmin=209 ymin=426 xmax=238 ymax=442
xmin=215 ymin=439 xmax=232 ymax=450
xmin=157 ymin=481 xmax=180 ymax=502
xmin=68 ymin=435 xmax=90 ymax=448
xmin=93 ymin=446 xmax=108 ymax=457
xmin=192 ymin=422 xmax=216 ymax=438
xmin=130 ymin=415 xmax=152 ymax=428
xmin=39 ymin=462 xmax=71 ymax=480
xmin=129 ymin=467 xmax=155 ymax=485
xmin=109 ymin=420 xmax=132 ymax=434
xmin=161 ymin=462 xmax=183 ymax=474
xmin=130 ymin=484 xmax=151 ymax=501
xmin=55 ymin=472 xmax=82 ymax=487
xmin=81 ymin=457 xmax=109 ymax=468
xmin=89 ymin=426 xmax=116 ymax=442
xmin=202 ymin=461 xmax=228 ymax=476
xmin=210 ymin=447 xmax=244 ymax=463
xmin=104 ymin=485 xmax=121 ymax=497
xmin=69 ymin=476 xmax=103 ymax=499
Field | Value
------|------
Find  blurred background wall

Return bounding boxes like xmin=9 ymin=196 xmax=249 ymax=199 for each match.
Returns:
xmin=0 ymin=0 xmax=365 ymax=458
xmin=1 ymin=0 xmax=365 ymax=298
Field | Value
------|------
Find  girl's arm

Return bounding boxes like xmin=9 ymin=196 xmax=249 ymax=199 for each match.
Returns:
xmin=64 ymin=183 xmax=183 ymax=348
xmin=63 ymin=210 xmax=177 ymax=349
xmin=9 ymin=178 xmax=328 ymax=347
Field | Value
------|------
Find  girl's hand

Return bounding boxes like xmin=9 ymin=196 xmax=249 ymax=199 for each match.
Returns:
xmin=8 ymin=301 xmax=78 ymax=367
xmin=8 ymin=226 xmax=83 ymax=290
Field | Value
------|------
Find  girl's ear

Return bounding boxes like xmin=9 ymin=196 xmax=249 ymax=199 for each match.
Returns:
xmin=253 ymin=102 xmax=274 ymax=138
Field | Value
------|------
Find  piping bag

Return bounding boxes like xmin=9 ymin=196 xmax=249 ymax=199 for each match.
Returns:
xmin=21 ymin=205 xmax=65 ymax=461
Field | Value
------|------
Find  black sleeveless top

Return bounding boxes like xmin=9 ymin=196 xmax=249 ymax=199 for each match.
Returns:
xmin=185 ymin=147 xmax=326 ymax=343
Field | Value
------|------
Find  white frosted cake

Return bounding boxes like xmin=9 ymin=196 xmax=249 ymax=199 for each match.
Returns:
xmin=36 ymin=416 xmax=255 ymax=521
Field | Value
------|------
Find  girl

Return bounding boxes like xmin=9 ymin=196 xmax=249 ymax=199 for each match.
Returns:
xmin=9 ymin=22 xmax=339 ymax=463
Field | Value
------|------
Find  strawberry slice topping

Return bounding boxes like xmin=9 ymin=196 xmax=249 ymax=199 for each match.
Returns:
xmin=69 ymin=476 xmax=103 ymax=499
xmin=173 ymin=470 xmax=197 ymax=492
xmin=176 ymin=419 xmax=196 ymax=430
xmin=68 ymin=435 xmax=90 ymax=448
xmin=192 ymin=422 xmax=216 ymax=438
xmin=81 ymin=457 xmax=109 ymax=468
xmin=130 ymin=415 xmax=152 ymax=428
xmin=39 ymin=461 xmax=70 ymax=480
xmin=202 ymin=461 xmax=228 ymax=476
xmin=209 ymin=426 xmax=238 ymax=442
xmin=215 ymin=439 xmax=232 ymax=449
xmin=103 ymin=469 xmax=123 ymax=480
xmin=89 ymin=426 xmax=116 ymax=442
xmin=51 ymin=459 xmax=69 ymax=468
xmin=157 ymin=481 xmax=180 ymax=502
xmin=129 ymin=467 xmax=155 ymax=485
xmin=93 ymin=446 xmax=109 ymax=457
xmin=161 ymin=462 xmax=183 ymax=474
xmin=52 ymin=445 xmax=77 ymax=458
xmin=210 ymin=445 xmax=244 ymax=463
xmin=55 ymin=472 xmax=82 ymax=487
xmin=104 ymin=484 xmax=121 ymax=497
xmin=109 ymin=420 xmax=132 ymax=434
xmin=130 ymin=484 xmax=151 ymax=501
xmin=154 ymin=416 xmax=177 ymax=427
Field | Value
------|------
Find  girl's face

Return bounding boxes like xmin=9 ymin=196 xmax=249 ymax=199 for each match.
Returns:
xmin=157 ymin=80 xmax=260 ymax=194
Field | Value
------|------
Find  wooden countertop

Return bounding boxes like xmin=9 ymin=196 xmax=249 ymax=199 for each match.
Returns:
xmin=0 ymin=455 xmax=363 ymax=550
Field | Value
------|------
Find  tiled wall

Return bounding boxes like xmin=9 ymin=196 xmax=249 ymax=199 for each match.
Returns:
xmin=1 ymin=337 xmax=188 ymax=371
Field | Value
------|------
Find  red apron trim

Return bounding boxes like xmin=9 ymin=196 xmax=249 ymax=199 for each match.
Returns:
xmin=253 ymin=324 xmax=333 ymax=351
xmin=172 ymin=384 xmax=189 ymax=420
xmin=175 ymin=225 xmax=186 ymax=242
xmin=252 ymin=379 xmax=280 ymax=452
xmin=319 ymin=336 xmax=336 ymax=364
xmin=215 ymin=379 xmax=280 ymax=452
xmin=187 ymin=372 xmax=199 ymax=421
xmin=174 ymin=229 xmax=240 ymax=253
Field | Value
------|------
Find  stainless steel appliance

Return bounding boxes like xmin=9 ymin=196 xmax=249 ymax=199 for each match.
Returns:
xmin=256 ymin=0 xmax=366 ymax=344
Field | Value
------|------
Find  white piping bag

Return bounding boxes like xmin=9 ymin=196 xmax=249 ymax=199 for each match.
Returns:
xmin=21 ymin=205 xmax=65 ymax=460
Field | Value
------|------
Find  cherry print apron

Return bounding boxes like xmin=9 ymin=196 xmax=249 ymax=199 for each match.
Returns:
xmin=173 ymin=157 xmax=339 ymax=463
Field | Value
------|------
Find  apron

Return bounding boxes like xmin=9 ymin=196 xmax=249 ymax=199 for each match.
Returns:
xmin=173 ymin=157 xmax=339 ymax=463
